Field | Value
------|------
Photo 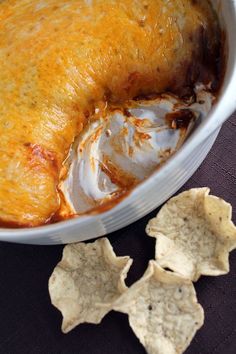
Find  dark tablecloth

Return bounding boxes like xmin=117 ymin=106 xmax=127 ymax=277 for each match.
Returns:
xmin=0 ymin=113 xmax=235 ymax=354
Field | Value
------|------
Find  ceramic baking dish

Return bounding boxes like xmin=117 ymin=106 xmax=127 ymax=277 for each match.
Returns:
xmin=0 ymin=0 xmax=236 ymax=244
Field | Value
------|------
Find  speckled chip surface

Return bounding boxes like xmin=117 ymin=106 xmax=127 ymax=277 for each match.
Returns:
xmin=146 ymin=188 xmax=236 ymax=281
xmin=113 ymin=261 xmax=204 ymax=354
xmin=48 ymin=238 xmax=133 ymax=333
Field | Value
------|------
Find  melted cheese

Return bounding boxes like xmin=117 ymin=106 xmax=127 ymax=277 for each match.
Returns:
xmin=0 ymin=0 xmax=219 ymax=226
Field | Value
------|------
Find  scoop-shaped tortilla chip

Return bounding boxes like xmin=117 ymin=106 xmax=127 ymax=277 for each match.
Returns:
xmin=114 ymin=261 xmax=204 ymax=354
xmin=146 ymin=188 xmax=236 ymax=281
xmin=48 ymin=238 xmax=133 ymax=333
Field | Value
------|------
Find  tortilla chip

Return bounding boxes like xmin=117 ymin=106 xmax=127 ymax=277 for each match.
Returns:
xmin=114 ymin=261 xmax=204 ymax=354
xmin=146 ymin=188 xmax=236 ymax=281
xmin=48 ymin=238 xmax=133 ymax=333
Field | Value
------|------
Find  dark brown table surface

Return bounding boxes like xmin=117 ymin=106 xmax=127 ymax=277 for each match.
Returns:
xmin=0 ymin=112 xmax=235 ymax=354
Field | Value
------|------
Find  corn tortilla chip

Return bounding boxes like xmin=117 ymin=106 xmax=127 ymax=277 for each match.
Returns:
xmin=146 ymin=188 xmax=236 ymax=281
xmin=114 ymin=261 xmax=204 ymax=354
xmin=48 ymin=238 xmax=133 ymax=333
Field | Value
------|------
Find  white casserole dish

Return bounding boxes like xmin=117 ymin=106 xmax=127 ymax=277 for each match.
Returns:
xmin=1 ymin=0 xmax=236 ymax=244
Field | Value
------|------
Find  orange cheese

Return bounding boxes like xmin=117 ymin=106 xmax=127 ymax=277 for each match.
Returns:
xmin=0 ymin=0 xmax=220 ymax=226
